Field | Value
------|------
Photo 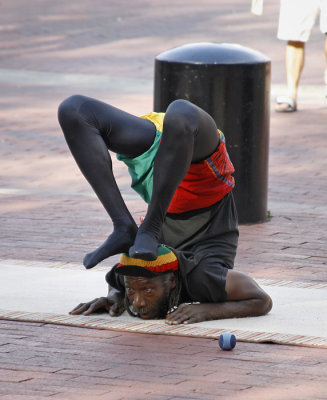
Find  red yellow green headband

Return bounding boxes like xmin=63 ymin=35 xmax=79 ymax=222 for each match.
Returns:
xmin=116 ymin=245 xmax=178 ymax=277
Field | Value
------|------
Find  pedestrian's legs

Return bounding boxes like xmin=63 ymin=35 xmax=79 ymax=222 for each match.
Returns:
xmin=129 ymin=99 xmax=220 ymax=260
xmin=276 ymin=40 xmax=305 ymax=112
xmin=58 ymin=95 xmax=156 ymax=268
xmin=285 ymin=40 xmax=305 ymax=105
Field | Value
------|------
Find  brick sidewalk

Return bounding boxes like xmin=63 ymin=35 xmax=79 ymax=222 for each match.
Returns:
xmin=1 ymin=320 xmax=327 ymax=400
xmin=0 ymin=1 xmax=327 ymax=399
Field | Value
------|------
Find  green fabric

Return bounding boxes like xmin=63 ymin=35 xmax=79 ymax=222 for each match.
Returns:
xmin=116 ymin=129 xmax=162 ymax=203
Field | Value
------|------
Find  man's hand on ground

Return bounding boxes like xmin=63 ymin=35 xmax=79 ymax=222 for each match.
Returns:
xmin=165 ymin=303 xmax=211 ymax=325
xmin=69 ymin=292 xmax=125 ymax=316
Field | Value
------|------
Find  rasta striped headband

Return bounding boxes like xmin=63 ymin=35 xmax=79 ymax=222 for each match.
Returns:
xmin=116 ymin=245 xmax=179 ymax=277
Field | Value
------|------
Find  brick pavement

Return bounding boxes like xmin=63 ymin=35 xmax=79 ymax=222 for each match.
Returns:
xmin=0 ymin=0 xmax=327 ymax=399
xmin=1 ymin=320 xmax=327 ymax=400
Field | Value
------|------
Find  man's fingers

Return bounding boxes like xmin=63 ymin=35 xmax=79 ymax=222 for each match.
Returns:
xmin=109 ymin=303 xmax=118 ymax=316
xmin=83 ymin=298 xmax=108 ymax=315
xmin=166 ymin=317 xmax=185 ymax=325
xmin=166 ymin=312 xmax=188 ymax=325
xmin=109 ymin=302 xmax=124 ymax=316
xmin=182 ymin=316 xmax=198 ymax=324
xmin=69 ymin=297 xmax=124 ymax=317
xmin=69 ymin=303 xmax=91 ymax=315
xmin=166 ymin=305 xmax=200 ymax=325
xmin=70 ymin=303 xmax=84 ymax=313
xmin=71 ymin=303 xmax=84 ymax=312
xmin=82 ymin=302 xmax=99 ymax=316
xmin=166 ymin=314 xmax=196 ymax=325
xmin=69 ymin=298 xmax=102 ymax=315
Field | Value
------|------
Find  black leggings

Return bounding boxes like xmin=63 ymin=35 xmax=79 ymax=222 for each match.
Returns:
xmin=58 ymin=95 xmax=220 ymax=266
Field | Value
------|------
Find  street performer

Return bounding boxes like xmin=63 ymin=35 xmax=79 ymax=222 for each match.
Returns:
xmin=58 ymin=95 xmax=272 ymax=324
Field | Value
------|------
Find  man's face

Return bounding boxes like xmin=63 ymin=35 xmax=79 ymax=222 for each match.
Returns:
xmin=124 ymin=274 xmax=175 ymax=319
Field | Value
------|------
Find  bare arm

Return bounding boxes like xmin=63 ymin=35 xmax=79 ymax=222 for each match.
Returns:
xmin=165 ymin=270 xmax=272 ymax=324
xmin=69 ymin=285 xmax=125 ymax=316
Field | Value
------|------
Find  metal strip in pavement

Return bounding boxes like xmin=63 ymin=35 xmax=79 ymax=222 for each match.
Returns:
xmin=0 ymin=187 xmax=140 ymax=200
xmin=0 ymin=68 xmax=153 ymax=93
xmin=0 ymin=68 xmax=326 ymax=102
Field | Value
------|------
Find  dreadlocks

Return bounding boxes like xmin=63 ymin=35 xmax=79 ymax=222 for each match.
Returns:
xmin=167 ymin=271 xmax=182 ymax=313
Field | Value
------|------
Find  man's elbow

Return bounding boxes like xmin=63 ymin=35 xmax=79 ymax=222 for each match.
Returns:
xmin=257 ymin=292 xmax=273 ymax=316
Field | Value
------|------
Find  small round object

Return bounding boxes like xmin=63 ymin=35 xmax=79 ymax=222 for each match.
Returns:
xmin=218 ymin=333 xmax=236 ymax=350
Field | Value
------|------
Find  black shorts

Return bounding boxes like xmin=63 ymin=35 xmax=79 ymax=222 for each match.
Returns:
xmin=160 ymin=192 xmax=239 ymax=303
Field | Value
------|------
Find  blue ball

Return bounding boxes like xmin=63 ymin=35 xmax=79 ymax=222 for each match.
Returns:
xmin=218 ymin=333 xmax=236 ymax=350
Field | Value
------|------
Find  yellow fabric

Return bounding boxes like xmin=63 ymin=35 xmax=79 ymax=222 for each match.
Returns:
xmin=140 ymin=112 xmax=165 ymax=131
xmin=119 ymin=251 xmax=177 ymax=268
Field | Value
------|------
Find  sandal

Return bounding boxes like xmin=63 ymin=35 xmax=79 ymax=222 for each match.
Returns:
xmin=275 ymin=96 xmax=297 ymax=112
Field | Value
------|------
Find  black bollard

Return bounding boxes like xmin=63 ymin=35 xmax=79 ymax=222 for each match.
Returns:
xmin=154 ymin=42 xmax=271 ymax=224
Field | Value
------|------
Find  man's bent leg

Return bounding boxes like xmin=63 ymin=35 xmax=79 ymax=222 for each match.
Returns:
xmin=129 ymin=99 xmax=220 ymax=260
xmin=58 ymin=95 xmax=156 ymax=268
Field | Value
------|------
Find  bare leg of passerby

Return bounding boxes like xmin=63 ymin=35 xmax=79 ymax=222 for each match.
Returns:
xmin=276 ymin=41 xmax=305 ymax=112
xmin=286 ymin=41 xmax=305 ymax=104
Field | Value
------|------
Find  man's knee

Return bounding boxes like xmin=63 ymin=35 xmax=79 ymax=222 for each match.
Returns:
xmin=164 ymin=99 xmax=198 ymax=136
xmin=57 ymin=94 xmax=86 ymax=128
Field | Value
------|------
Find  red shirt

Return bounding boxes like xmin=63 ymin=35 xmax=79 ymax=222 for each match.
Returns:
xmin=168 ymin=130 xmax=235 ymax=214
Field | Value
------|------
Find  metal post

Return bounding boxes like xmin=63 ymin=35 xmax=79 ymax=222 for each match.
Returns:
xmin=154 ymin=42 xmax=271 ymax=223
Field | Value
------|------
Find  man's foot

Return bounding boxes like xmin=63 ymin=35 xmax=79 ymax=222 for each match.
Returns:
xmin=129 ymin=231 xmax=159 ymax=261
xmin=275 ymin=96 xmax=297 ymax=112
xmin=83 ymin=226 xmax=137 ymax=269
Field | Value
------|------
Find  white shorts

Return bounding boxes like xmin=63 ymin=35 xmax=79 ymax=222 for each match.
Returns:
xmin=278 ymin=0 xmax=327 ymax=42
